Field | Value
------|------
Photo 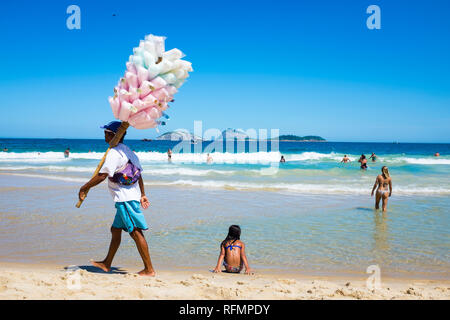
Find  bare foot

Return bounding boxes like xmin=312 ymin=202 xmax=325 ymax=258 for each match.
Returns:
xmin=138 ymin=269 xmax=156 ymax=277
xmin=90 ymin=259 xmax=111 ymax=272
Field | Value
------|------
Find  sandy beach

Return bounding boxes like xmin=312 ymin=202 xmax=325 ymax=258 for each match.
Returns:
xmin=0 ymin=262 xmax=448 ymax=300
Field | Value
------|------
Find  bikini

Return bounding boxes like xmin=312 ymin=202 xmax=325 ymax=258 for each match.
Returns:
xmin=222 ymin=243 xmax=243 ymax=273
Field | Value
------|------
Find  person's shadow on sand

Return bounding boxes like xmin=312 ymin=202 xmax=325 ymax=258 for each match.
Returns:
xmin=64 ymin=265 xmax=128 ymax=274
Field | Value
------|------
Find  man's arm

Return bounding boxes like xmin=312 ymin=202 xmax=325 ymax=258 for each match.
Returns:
xmin=138 ymin=176 xmax=150 ymax=209
xmin=79 ymin=173 xmax=108 ymax=201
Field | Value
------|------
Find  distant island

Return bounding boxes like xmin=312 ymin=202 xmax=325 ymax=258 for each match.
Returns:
xmin=148 ymin=130 xmax=326 ymax=142
xmin=275 ymin=135 xmax=326 ymax=142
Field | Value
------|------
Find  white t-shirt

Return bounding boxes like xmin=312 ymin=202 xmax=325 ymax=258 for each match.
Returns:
xmin=99 ymin=143 xmax=143 ymax=202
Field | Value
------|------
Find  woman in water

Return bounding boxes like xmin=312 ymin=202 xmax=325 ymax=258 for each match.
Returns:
xmin=358 ymin=154 xmax=368 ymax=170
xmin=371 ymin=166 xmax=393 ymax=212
xmin=213 ymin=225 xmax=253 ymax=274
xmin=369 ymin=152 xmax=377 ymax=162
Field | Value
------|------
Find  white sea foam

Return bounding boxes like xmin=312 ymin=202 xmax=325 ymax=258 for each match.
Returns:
xmin=1 ymin=151 xmax=449 ymax=166
xmin=3 ymin=172 xmax=448 ymax=195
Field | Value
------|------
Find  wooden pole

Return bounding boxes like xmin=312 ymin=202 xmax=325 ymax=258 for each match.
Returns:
xmin=76 ymin=122 xmax=130 ymax=208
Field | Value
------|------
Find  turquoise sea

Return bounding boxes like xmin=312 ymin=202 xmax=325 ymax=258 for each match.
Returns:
xmin=0 ymin=138 xmax=449 ymax=279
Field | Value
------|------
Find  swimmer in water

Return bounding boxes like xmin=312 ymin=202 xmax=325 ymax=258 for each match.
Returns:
xmin=341 ymin=155 xmax=351 ymax=163
xmin=371 ymin=166 xmax=392 ymax=212
xmin=207 ymin=153 xmax=213 ymax=164
xmin=358 ymin=154 xmax=368 ymax=170
xmin=369 ymin=152 xmax=377 ymax=162
xmin=434 ymin=152 xmax=440 ymax=157
xmin=167 ymin=148 xmax=172 ymax=161
xmin=280 ymin=156 xmax=286 ymax=163
xmin=64 ymin=147 xmax=70 ymax=158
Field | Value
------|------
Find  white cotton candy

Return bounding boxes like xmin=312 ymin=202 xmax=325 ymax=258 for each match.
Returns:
xmin=163 ymin=48 xmax=184 ymax=62
xmin=130 ymin=55 xmax=144 ymax=67
xmin=174 ymin=68 xmax=186 ymax=80
xmin=160 ymin=72 xmax=177 ymax=84
xmin=179 ymin=60 xmax=193 ymax=72
xmin=158 ymin=59 xmax=174 ymax=74
xmin=133 ymin=47 xmax=145 ymax=59
xmin=147 ymin=63 xmax=163 ymax=80
xmin=173 ymin=79 xmax=185 ymax=89
xmin=143 ymin=51 xmax=156 ymax=68
xmin=143 ymin=40 xmax=157 ymax=57
xmin=146 ymin=34 xmax=166 ymax=57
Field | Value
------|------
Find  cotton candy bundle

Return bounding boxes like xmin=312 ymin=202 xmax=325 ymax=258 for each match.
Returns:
xmin=108 ymin=34 xmax=193 ymax=129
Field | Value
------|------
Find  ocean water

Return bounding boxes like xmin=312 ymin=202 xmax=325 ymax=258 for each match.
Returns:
xmin=0 ymin=138 xmax=449 ymax=278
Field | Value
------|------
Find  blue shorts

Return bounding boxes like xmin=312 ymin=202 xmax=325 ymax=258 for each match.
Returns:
xmin=112 ymin=201 xmax=148 ymax=233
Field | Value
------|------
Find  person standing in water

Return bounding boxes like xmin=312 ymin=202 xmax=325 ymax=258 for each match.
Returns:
xmin=78 ymin=121 xmax=155 ymax=276
xmin=207 ymin=153 xmax=213 ymax=164
xmin=341 ymin=155 xmax=351 ymax=163
xmin=64 ymin=147 xmax=70 ymax=158
xmin=280 ymin=155 xmax=286 ymax=163
xmin=358 ymin=154 xmax=368 ymax=170
xmin=371 ymin=166 xmax=393 ymax=212
xmin=369 ymin=152 xmax=377 ymax=162
xmin=167 ymin=148 xmax=172 ymax=161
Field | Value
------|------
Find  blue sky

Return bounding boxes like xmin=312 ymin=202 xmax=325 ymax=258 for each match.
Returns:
xmin=0 ymin=0 xmax=449 ymax=142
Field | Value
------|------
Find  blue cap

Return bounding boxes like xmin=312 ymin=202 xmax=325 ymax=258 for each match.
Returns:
xmin=100 ymin=121 xmax=122 ymax=133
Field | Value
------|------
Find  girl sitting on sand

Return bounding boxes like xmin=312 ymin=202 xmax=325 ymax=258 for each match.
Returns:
xmin=213 ymin=225 xmax=253 ymax=274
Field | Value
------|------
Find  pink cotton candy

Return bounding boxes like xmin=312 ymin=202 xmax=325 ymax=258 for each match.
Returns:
xmin=128 ymin=87 xmax=139 ymax=102
xmin=133 ymin=119 xmax=157 ymax=129
xmin=128 ymin=110 xmax=149 ymax=126
xmin=118 ymin=78 xmax=129 ymax=91
xmin=132 ymin=99 xmax=147 ymax=112
xmin=119 ymin=89 xmax=131 ymax=103
xmin=126 ymin=62 xmax=137 ymax=74
xmin=136 ymin=66 xmax=149 ymax=86
xmin=142 ymin=93 xmax=158 ymax=108
xmin=109 ymin=96 xmax=121 ymax=119
xmin=165 ymin=85 xmax=178 ymax=95
xmin=138 ymin=81 xmax=153 ymax=99
xmin=125 ymin=71 xmax=138 ymax=89
xmin=158 ymin=101 xmax=169 ymax=111
xmin=149 ymin=77 xmax=167 ymax=90
xmin=119 ymin=101 xmax=135 ymax=121
xmin=151 ymin=88 xmax=169 ymax=101
xmin=148 ymin=106 xmax=162 ymax=120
